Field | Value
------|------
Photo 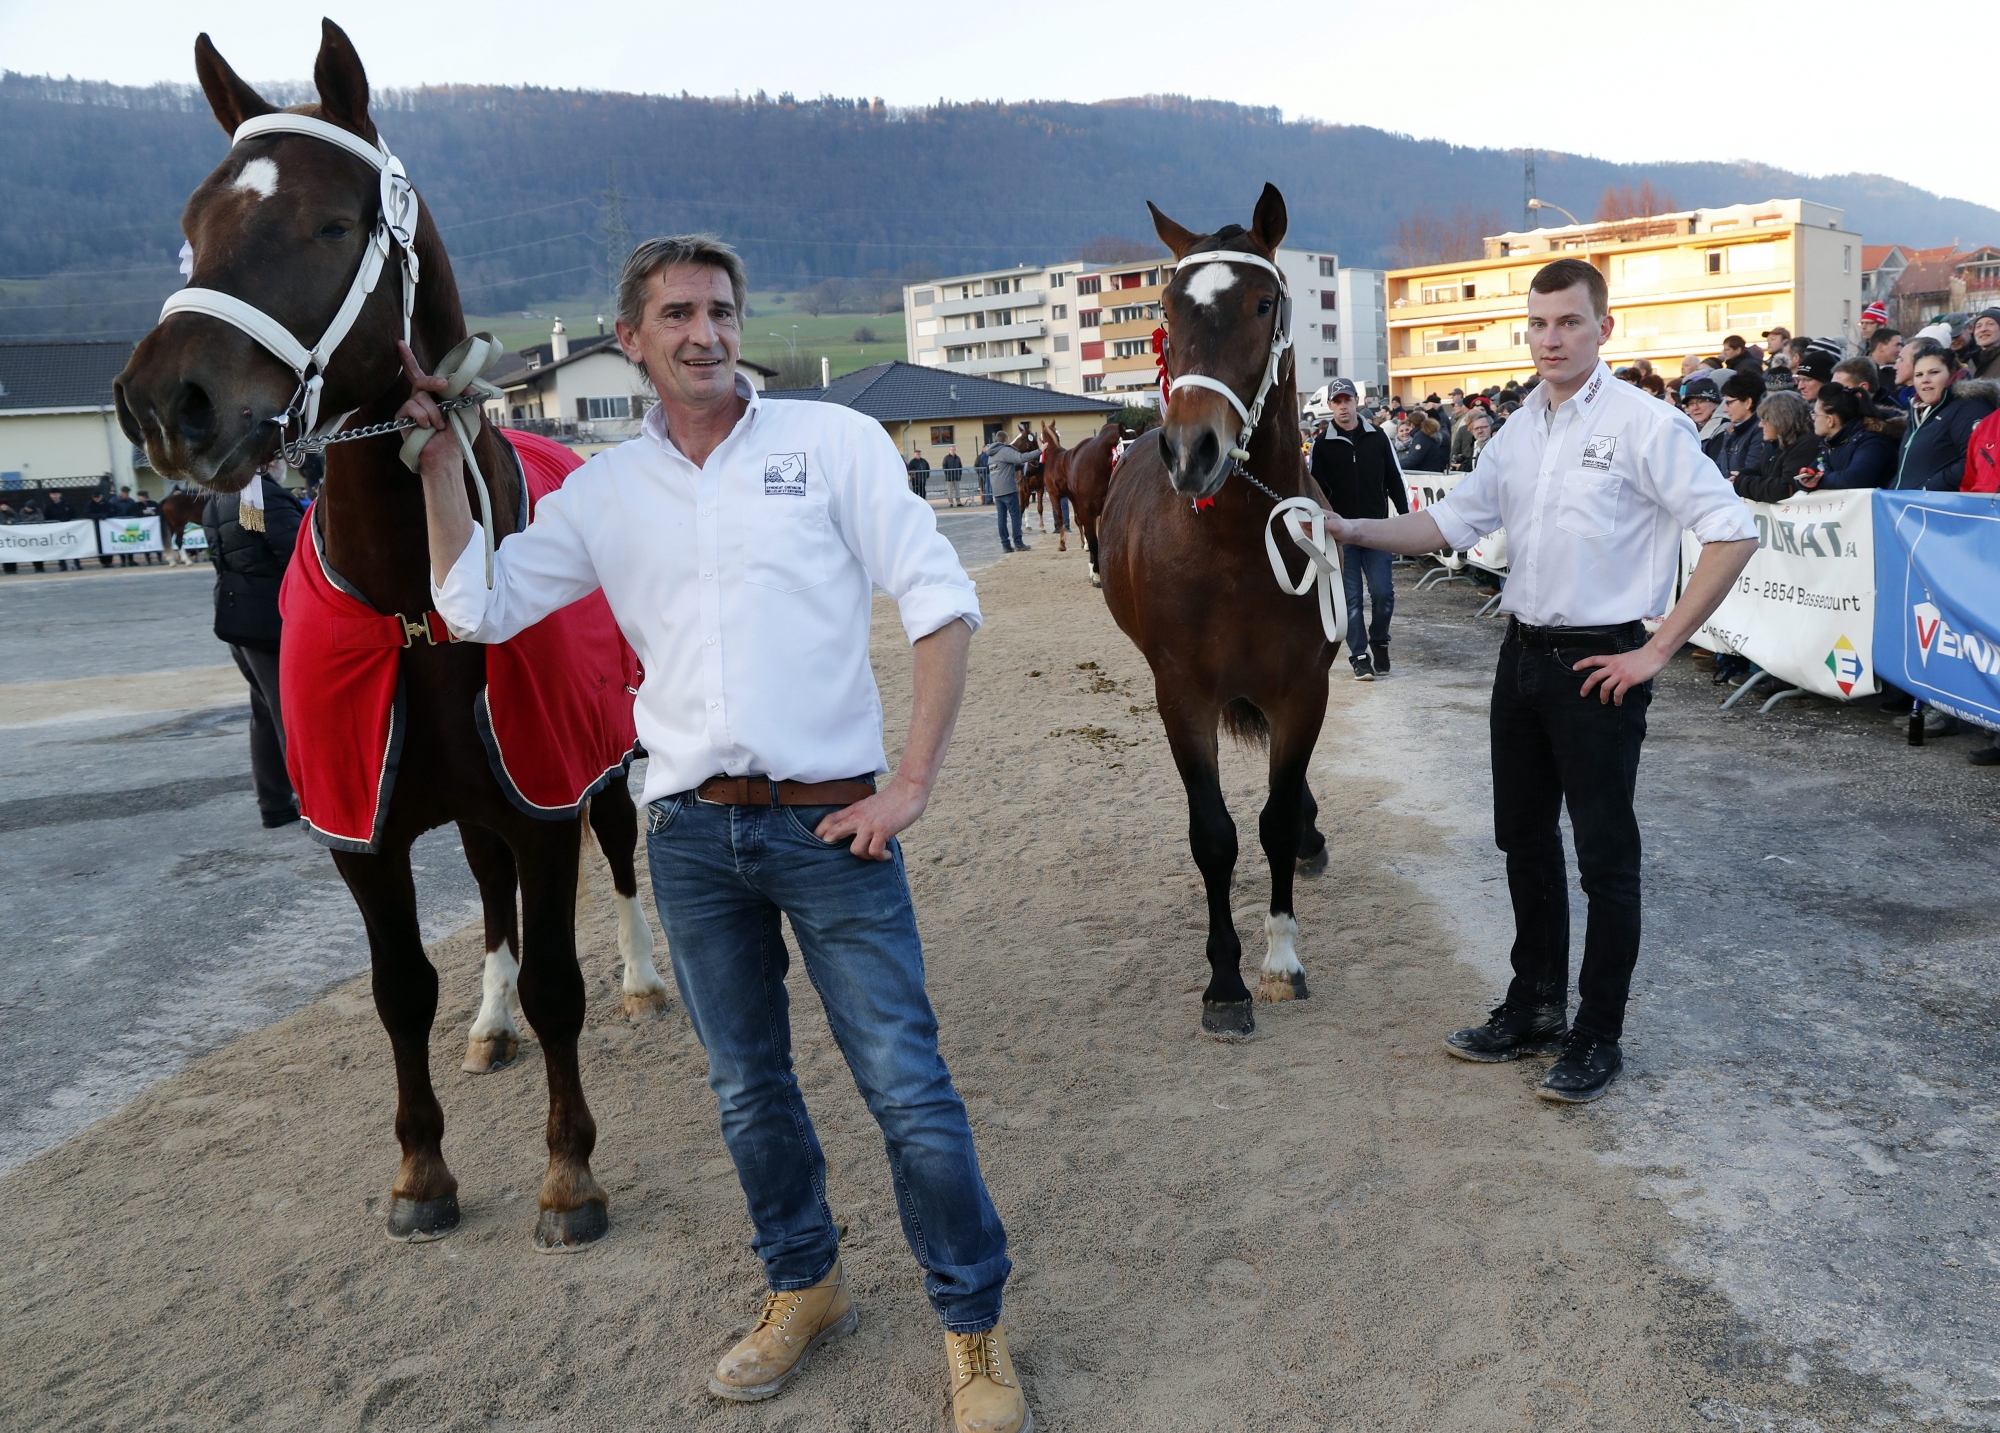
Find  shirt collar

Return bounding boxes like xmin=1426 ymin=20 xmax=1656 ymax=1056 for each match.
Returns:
xmin=640 ymin=367 xmax=761 ymax=451
xmin=1528 ymin=361 xmax=1612 ymax=418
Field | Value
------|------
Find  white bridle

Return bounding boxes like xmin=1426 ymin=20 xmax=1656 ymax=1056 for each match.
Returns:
xmin=1164 ymin=248 xmax=1293 ymax=463
xmin=159 ymin=112 xmax=421 ymax=456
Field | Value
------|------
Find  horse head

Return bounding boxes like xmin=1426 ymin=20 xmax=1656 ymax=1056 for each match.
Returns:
xmin=1148 ymin=183 xmax=1293 ymax=500
xmin=116 ymin=20 xmax=453 ymax=493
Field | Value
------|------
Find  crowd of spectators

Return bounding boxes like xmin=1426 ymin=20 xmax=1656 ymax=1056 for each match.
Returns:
xmin=0 ymin=487 xmax=170 ymax=575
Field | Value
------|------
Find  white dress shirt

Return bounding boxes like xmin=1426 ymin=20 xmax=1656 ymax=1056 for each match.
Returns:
xmin=1428 ymin=362 xmax=1755 ymax=627
xmin=431 ymin=372 xmax=981 ymax=804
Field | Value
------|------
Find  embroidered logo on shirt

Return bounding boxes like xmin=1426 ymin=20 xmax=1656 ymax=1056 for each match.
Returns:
xmin=1580 ymin=435 xmax=1617 ymax=471
xmin=763 ymin=453 xmax=807 ymax=496
xmin=1583 ymin=371 xmax=1604 ymax=405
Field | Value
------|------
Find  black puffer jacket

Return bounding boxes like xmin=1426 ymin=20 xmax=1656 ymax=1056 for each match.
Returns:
xmin=1738 ymin=435 xmax=1823 ymax=503
xmin=203 ymin=475 xmax=303 ymax=651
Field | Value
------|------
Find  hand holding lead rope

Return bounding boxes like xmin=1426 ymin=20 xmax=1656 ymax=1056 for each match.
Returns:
xmin=398 ymin=336 xmax=505 ymax=589
xmin=1263 ymin=497 xmax=1349 ymax=653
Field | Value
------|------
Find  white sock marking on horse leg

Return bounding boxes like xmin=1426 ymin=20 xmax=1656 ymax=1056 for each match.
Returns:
xmin=1261 ymin=912 xmax=1303 ymax=977
xmin=232 ymin=157 xmax=279 ymax=199
xmin=615 ymin=892 xmax=668 ymax=997
xmin=468 ymin=938 xmax=521 ymax=1041
xmin=1185 ymin=265 xmax=1238 ymax=308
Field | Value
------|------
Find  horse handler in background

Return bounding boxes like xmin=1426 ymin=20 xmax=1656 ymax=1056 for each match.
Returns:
xmin=405 ymin=235 xmax=1028 ymax=1433
xmin=1324 ymin=258 xmax=1757 ymax=1104
xmin=203 ymin=463 xmax=303 ymax=828
xmin=1310 ymin=377 xmax=1407 ymax=681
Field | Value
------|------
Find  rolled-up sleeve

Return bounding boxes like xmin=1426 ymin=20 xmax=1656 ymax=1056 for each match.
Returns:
xmin=430 ymin=490 xmax=602 ymax=643
xmin=827 ymin=412 xmax=982 ymax=643
xmin=1427 ymin=438 xmax=1506 ymax=550
xmin=1645 ymin=413 xmax=1758 ymax=544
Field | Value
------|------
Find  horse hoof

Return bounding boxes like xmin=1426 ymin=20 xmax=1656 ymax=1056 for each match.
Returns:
xmin=1257 ymin=971 xmax=1310 ymax=1002
xmin=386 ymin=1193 xmax=460 ymax=1242
xmin=1201 ymin=999 xmax=1256 ymax=1039
xmin=1296 ymin=846 xmax=1328 ymax=878
xmin=1089 ymin=573 xmax=1102 ymax=588
xmin=462 ymin=1031 xmax=520 ymax=1073
xmin=1059 ymin=538 xmax=1068 ymax=551
xmin=533 ymin=1200 xmax=609 ymax=1254
xmin=621 ymin=987 xmax=669 ymax=1021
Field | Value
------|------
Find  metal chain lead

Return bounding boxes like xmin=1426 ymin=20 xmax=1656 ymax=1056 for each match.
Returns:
xmin=274 ymin=390 xmax=485 ymax=469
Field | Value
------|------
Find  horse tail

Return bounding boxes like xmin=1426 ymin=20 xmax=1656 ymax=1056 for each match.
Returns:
xmin=1220 ymin=697 xmax=1269 ymax=747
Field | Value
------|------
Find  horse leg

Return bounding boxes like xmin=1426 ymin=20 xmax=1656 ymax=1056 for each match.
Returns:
xmin=1297 ymin=779 xmax=1329 ymax=877
xmin=458 ymin=821 xmax=523 ymax=1072
xmin=332 ymin=839 xmax=460 ymax=1241
xmin=586 ymin=784 xmax=669 ymax=1019
xmin=1160 ymin=700 xmax=1252 ymax=1037
xmin=1084 ymin=524 xmax=1102 ymax=588
xmin=1255 ymin=693 xmax=1328 ymax=1003
xmin=510 ymin=816 xmax=610 ymax=1252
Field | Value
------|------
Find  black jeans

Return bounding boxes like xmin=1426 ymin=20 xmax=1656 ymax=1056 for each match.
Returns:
xmin=1490 ymin=620 xmax=1650 ymax=1042
xmin=230 ymin=642 xmax=296 ymax=819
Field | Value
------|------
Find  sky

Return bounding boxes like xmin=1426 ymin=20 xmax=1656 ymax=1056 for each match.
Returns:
xmin=5 ymin=0 xmax=1977 ymax=212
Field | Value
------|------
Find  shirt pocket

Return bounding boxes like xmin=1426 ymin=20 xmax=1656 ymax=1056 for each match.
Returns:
xmin=1555 ymin=468 xmax=1623 ymax=539
xmin=740 ymin=495 xmax=838 ymax=592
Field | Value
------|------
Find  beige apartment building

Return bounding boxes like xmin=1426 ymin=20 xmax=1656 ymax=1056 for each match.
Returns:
xmin=1384 ymin=199 xmax=1863 ymax=402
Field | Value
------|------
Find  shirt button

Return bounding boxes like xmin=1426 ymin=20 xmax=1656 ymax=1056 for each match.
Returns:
xmin=701 ymin=571 xmax=712 ymax=578
xmin=709 ymin=701 xmax=719 ymax=709
xmin=706 ymin=637 xmax=716 ymax=645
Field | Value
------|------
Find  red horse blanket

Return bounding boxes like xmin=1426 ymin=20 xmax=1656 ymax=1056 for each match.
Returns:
xmin=278 ymin=430 xmax=640 ymax=852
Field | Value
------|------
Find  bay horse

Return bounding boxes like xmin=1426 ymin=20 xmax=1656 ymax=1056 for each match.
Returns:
xmin=159 ymin=488 xmax=208 ymax=563
xmin=113 ymin=21 xmax=667 ymax=1248
xmin=1098 ymin=184 xmax=1334 ymax=1039
xmin=1033 ymin=423 xmax=1075 ymax=552
xmin=1060 ymin=420 xmax=1121 ymax=586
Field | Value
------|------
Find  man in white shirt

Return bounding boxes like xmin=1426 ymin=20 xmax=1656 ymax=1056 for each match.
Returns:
xmin=400 ymin=236 xmax=1027 ymax=1433
xmin=1326 ymin=259 xmax=1757 ymax=1104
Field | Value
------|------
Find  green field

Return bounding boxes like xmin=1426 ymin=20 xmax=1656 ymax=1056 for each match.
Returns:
xmin=464 ymin=291 xmax=906 ymax=387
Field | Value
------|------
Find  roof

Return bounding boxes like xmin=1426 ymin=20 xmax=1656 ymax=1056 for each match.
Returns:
xmin=1893 ymin=245 xmax=1969 ymax=298
xmin=0 ymin=338 xmax=136 ymax=412
xmin=1862 ymin=245 xmax=1911 ymax=272
xmin=491 ymin=338 xmax=778 ymax=391
xmin=760 ymin=361 xmax=1122 ymax=422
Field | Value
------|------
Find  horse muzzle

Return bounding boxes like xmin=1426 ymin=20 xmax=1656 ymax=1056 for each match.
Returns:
xmin=115 ymin=318 xmax=290 ymax=491
xmin=1157 ymin=394 xmax=1238 ymax=499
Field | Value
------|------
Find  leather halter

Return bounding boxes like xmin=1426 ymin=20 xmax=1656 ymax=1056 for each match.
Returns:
xmin=1164 ymin=248 xmax=1293 ymax=463
xmin=160 ymin=113 xmax=421 ymax=460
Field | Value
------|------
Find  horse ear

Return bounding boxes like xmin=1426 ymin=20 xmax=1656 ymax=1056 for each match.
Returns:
xmin=193 ymin=33 xmax=275 ymax=136
xmin=1250 ymin=183 xmax=1289 ymax=253
xmin=312 ymin=18 xmax=379 ymax=143
xmin=1148 ymin=201 xmax=1199 ymax=259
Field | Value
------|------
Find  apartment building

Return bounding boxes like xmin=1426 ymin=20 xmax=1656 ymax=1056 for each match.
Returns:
xmin=1383 ymin=199 xmax=1863 ymax=402
xmin=902 ymin=249 xmax=1388 ymax=402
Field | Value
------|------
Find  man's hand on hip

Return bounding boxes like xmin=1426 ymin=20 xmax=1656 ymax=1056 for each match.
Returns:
xmin=1575 ymin=642 xmax=1670 ymax=705
xmin=815 ymin=776 xmax=929 ymax=861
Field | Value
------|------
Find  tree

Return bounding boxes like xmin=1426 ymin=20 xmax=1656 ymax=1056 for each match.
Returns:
xmin=1393 ymin=206 xmax=1502 ymax=267
xmin=1079 ymin=235 xmax=1163 ymax=264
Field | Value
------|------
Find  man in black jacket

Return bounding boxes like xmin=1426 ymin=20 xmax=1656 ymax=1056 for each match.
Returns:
xmin=1310 ymin=379 xmax=1408 ymax=681
xmin=40 ymin=490 xmax=81 ymax=571
xmin=202 ymin=466 xmax=304 ymax=827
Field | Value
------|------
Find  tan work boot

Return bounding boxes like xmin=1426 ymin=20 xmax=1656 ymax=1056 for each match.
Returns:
xmin=708 ymin=1260 xmax=857 ymax=1401
xmin=947 ymin=1323 xmax=1031 ymax=1433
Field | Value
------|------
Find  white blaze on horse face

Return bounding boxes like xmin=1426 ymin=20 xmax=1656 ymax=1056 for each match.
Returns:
xmin=231 ymin=157 xmax=279 ymax=200
xmin=1261 ymin=911 xmax=1303 ymax=977
xmin=1184 ymin=264 xmax=1238 ymax=309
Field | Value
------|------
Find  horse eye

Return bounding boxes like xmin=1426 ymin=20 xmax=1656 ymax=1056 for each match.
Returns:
xmin=317 ymin=222 xmax=352 ymax=240
xmin=1257 ymin=297 xmax=1273 ymax=316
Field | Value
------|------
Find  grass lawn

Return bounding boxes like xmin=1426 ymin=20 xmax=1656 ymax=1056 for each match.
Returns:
xmin=463 ymin=291 xmax=905 ymax=385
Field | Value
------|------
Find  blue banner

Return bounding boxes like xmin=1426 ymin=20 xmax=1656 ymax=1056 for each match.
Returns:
xmin=1872 ymin=491 xmax=2000 ymax=731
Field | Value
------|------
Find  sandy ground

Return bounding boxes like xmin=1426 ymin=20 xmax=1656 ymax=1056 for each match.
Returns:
xmin=0 ymin=542 xmax=1921 ymax=1431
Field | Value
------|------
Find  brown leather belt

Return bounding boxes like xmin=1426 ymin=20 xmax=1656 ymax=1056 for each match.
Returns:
xmin=694 ymin=775 xmax=876 ymax=807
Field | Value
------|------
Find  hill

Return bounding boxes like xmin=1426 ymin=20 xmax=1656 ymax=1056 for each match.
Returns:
xmin=5 ymin=73 xmax=1997 ymax=340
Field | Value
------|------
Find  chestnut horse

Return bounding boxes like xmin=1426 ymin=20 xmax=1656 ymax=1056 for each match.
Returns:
xmin=114 ymin=22 xmax=667 ymax=1248
xmin=1031 ymin=423 xmax=1074 ymax=551
xmin=1099 ymin=184 xmax=1334 ymax=1039
xmin=1059 ymin=420 xmax=1121 ymax=586
xmin=159 ymin=488 xmax=208 ymax=564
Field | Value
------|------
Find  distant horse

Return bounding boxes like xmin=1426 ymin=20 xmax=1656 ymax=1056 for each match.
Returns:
xmin=1060 ymin=420 xmax=1121 ymax=586
xmin=1098 ymin=183 xmax=1336 ymax=1039
xmin=159 ymin=488 xmax=208 ymax=564
xmin=1032 ymin=423 xmax=1077 ymax=552
xmin=115 ymin=21 xmax=667 ymax=1248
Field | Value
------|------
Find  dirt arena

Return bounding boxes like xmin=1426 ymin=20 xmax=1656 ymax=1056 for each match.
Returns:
xmin=1 ymin=541 xmax=1910 ymax=1431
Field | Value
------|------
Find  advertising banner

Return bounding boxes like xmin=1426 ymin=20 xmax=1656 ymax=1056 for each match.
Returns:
xmin=1398 ymin=467 xmax=1462 ymax=517
xmin=1683 ymin=489 xmax=1877 ymax=701
xmin=178 ymin=523 xmax=208 ymax=553
xmin=96 ymin=515 xmax=163 ymax=555
xmin=0 ymin=519 xmax=99 ymax=565
xmin=1872 ymin=491 xmax=2000 ymax=731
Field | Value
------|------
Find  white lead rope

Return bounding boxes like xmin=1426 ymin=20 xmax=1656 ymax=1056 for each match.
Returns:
xmin=1263 ymin=497 xmax=1349 ymax=651
xmin=398 ymin=333 xmax=505 ymax=589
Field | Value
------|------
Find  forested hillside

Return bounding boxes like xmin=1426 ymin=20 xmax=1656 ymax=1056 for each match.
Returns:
xmin=6 ymin=72 xmax=1996 ymax=339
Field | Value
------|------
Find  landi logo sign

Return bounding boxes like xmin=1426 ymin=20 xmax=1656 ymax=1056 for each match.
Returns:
xmin=1912 ymin=601 xmax=2000 ymax=673
xmin=104 ymin=522 xmax=150 ymax=547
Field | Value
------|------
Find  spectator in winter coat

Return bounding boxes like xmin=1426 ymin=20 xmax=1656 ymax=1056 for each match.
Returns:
xmin=1858 ymin=301 xmax=1889 ymax=353
xmin=973 ymin=444 xmax=992 ymax=505
xmin=39 ymin=491 xmax=81 ymax=571
xmin=1716 ymin=368 xmax=1771 ymax=482
xmin=905 ymin=450 xmax=931 ymax=499
xmin=1404 ymin=415 xmax=1447 ymax=471
xmin=1679 ymin=373 xmax=1729 ymax=465
xmin=1803 ymin=385 xmax=1897 ymax=490
xmin=940 ymin=447 xmax=964 ymax=507
xmin=1892 ymin=343 xmax=1998 ymax=490
xmin=1970 ymin=308 xmax=2000 ymax=380
xmin=1739 ymin=392 xmax=1821 ymax=501
xmin=202 ymin=466 xmax=303 ymax=827
xmin=982 ymin=436 xmax=1036 ymax=552
xmin=1310 ymin=378 xmax=1407 ymax=680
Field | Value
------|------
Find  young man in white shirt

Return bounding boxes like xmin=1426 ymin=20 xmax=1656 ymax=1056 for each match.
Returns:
xmin=401 ymin=236 xmax=1027 ymax=1433
xmin=1324 ymin=258 xmax=1757 ymax=1103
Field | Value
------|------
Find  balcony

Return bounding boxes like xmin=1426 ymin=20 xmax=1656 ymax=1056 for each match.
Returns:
xmin=940 ymin=352 xmax=1051 ymax=377
xmin=934 ymin=290 xmax=1046 ymax=318
xmin=939 ymin=320 xmax=1045 ymax=344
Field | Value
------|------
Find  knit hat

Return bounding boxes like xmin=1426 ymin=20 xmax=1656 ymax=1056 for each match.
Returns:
xmin=1861 ymin=301 xmax=1889 ymax=326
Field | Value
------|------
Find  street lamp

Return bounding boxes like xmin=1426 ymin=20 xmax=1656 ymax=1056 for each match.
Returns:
xmin=1528 ymin=198 xmax=1580 ymax=227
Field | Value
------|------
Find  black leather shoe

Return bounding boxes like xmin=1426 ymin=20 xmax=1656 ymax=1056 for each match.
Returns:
xmin=1537 ymin=1030 xmax=1623 ymax=1103
xmin=1969 ymin=742 xmax=2000 ymax=767
xmin=1444 ymin=1003 xmax=1567 ymax=1063
xmin=261 ymin=806 xmax=301 ymax=829
xmin=1371 ymin=643 xmax=1391 ymax=675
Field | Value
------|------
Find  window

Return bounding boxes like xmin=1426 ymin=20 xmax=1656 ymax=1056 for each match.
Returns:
xmin=913 ymin=289 xmax=934 ymax=307
xmin=1078 ymin=309 xmax=1102 ymax=328
xmin=1054 ymin=334 xmax=1070 ymax=352
xmin=1081 ymin=340 xmax=1104 ymax=360
xmin=1728 ymin=242 xmax=1778 ymax=274
xmin=1421 ymin=333 xmax=1478 ymax=354
xmin=1320 ymin=291 xmax=1337 ymax=311
xmin=1318 ymin=257 xmax=1337 ymax=277
xmin=1843 ymin=299 xmax=1852 ymax=323
xmin=1083 ymin=374 xmax=1104 ymax=392
xmin=1051 ymin=272 xmax=1066 ymax=288
xmin=1321 ymin=357 xmax=1338 ymax=378
xmin=1420 ymin=283 xmax=1459 ymax=304
xmin=1109 ymin=303 xmax=1161 ymax=324
xmin=1842 ymin=246 xmax=1852 ymax=274
xmin=1321 ymin=323 xmax=1337 ymax=342
xmin=959 ymin=285 xmax=971 ymax=299
xmin=583 ymin=396 xmax=631 ymax=421
xmin=1076 ymin=276 xmax=1101 ymax=295
xmin=1052 ymin=304 xmax=1067 ymax=319
xmin=991 ymin=309 xmax=1012 ymax=327
xmin=1017 ymin=341 xmax=1032 ymax=356
xmin=1463 ymin=283 xmax=1476 ymax=300
xmin=1510 ymin=324 xmax=1528 ymax=347
xmin=1620 ymin=254 xmax=1659 ymax=284
xmin=916 ymin=319 xmax=937 ymax=337
xmin=1111 ymin=338 xmax=1151 ymax=358
xmin=1706 ymin=251 xmax=1723 ymax=275
xmin=930 ymin=425 xmax=954 ymax=445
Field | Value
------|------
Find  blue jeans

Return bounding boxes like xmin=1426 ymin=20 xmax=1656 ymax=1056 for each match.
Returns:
xmin=994 ymin=491 xmax=1025 ymax=548
xmin=1341 ymin=544 xmax=1394 ymax=656
xmin=645 ymin=793 xmax=1010 ymax=1332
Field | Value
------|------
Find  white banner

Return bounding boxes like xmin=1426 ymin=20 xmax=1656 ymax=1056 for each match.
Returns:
xmin=97 ymin=515 xmax=163 ymax=555
xmin=178 ymin=523 xmax=208 ymax=552
xmin=1683 ymin=489 xmax=1876 ymax=701
xmin=1398 ymin=467 xmax=1462 ymax=517
xmin=0 ymin=519 xmax=98 ymax=564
